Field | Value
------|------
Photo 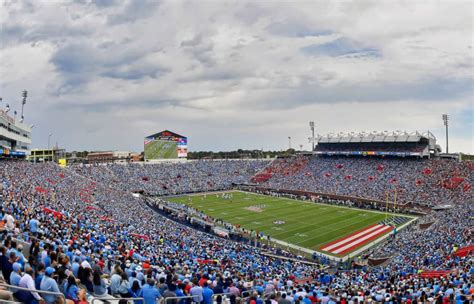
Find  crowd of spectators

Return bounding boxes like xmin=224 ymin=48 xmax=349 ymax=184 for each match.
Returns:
xmin=261 ymin=156 xmax=472 ymax=207
xmin=0 ymin=159 xmax=471 ymax=304
xmin=251 ymin=157 xmax=308 ymax=183
xmin=0 ymin=161 xmax=315 ymax=303
xmin=73 ymin=160 xmax=269 ymax=196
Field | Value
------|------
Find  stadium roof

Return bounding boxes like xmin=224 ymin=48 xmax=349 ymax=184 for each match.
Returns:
xmin=145 ymin=130 xmax=186 ymax=139
xmin=317 ymin=131 xmax=436 ymax=144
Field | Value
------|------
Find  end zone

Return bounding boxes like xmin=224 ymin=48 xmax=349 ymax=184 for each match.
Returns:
xmin=320 ymin=224 xmax=393 ymax=255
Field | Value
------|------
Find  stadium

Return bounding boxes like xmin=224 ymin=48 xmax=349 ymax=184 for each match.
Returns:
xmin=0 ymin=1 xmax=472 ymax=304
xmin=0 ymin=124 xmax=472 ymax=303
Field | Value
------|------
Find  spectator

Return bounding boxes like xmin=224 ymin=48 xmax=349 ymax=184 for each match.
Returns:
xmin=141 ymin=279 xmax=161 ymax=304
xmin=129 ymin=280 xmax=143 ymax=304
xmin=10 ymin=262 xmax=22 ymax=289
xmin=0 ymin=246 xmax=12 ymax=283
xmin=17 ymin=266 xmax=43 ymax=303
xmin=202 ymin=281 xmax=214 ymax=304
xmin=40 ymin=267 xmax=62 ymax=304
xmin=110 ymin=266 xmax=123 ymax=296
xmin=163 ymin=284 xmax=178 ymax=304
xmin=78 ymin=261 xmax=93 ymax=293
xmin=35 ymin=263 xmax=45 ymax=290
xmin=278 ymin=293 xmax=291 ymax=304
xmin=118 ymin=272 xmax=132 ymax=298
xmin=2 ymin=212 xmax=15 ymax=231
xmin=190 ymin=279 xmax=203 ymax=303
xmin=29 ymin=217 xmax=40 ymax=235
xmin=92 ymin=266 xmax=108 ymax=297
xmin=64 ymin=274 xmax=80 ymax=303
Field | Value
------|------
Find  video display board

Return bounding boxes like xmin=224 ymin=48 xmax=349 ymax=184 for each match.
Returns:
xmin=144 ymin=130 xmax=187 ymax=160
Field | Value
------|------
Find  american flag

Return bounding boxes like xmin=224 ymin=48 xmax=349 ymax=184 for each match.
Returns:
xmin=144 ymin=139 xmax=153 ymax=145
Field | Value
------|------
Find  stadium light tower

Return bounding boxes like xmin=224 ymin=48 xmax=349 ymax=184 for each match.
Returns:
xmin=48 ymin=133 xmax=53 ymax=149
xmin=442 ymin=114 xmax=449 ymax=153
xmin=288 ymin=136 xmax=292 ymax=150
xmin=309 ymin=121 xmax=315 ymax=151
xmin=20 ymin=90 xmax=27 ymax=122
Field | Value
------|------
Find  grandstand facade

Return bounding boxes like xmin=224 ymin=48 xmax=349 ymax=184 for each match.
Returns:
xmin=0 ymin=108 xmax=31 ymax=158
xmin=315 ymin=131 xmax=440 ymax=157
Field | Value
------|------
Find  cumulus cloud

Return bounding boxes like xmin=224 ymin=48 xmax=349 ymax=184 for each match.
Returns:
xmin=0 ymin=0 xmax=472 ymax=153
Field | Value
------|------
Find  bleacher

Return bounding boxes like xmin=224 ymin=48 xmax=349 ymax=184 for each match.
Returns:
xmin=250 ymin=156 xmax=308 ymax=183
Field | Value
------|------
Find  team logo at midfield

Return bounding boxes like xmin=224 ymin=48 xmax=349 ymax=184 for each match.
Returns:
xmin=244 ymin=204 xmax=266 ymax=213
xmin=273 ymin=220 xmax=286 ymax=225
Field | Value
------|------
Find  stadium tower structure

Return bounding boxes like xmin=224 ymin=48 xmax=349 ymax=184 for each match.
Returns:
xmin=314 ymin=131 xmax=440 ymax=158
xmin=0 ymin=93 xmax=32 ymax=158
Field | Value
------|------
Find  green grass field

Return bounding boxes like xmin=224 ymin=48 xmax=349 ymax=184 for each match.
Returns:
xmin=168 ymin=191 xmax=413 ymax=255
xmin=145 ymin=140 xmax=178 ymax=159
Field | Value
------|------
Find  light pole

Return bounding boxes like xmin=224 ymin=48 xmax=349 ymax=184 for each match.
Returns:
xmin=20 ymin=90 xmax=27 ymax=122
xmin=48 ymin=133 xmax=53 ymax=149
xmin=442 ymin=114 xmax=449 ymax=153
xmin=309 ymin=121 xmax=315 ymax=151
xmin=288 ymin=136 xmax=292 ymax=150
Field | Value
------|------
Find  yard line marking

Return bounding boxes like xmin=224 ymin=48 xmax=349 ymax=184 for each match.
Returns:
xmin=295 ymin=233 xmax=308 ymax=237
xmin=320 ymin=224 xmax=382 ymax=251
xmin=331 ymin=225 xmax=392 ymax=254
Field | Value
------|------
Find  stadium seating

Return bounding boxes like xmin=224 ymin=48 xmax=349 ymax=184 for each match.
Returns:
xmin=0 ymin=158 xmax=472 ymax=303
xmin=73 ymin=160 xmax=269 ymax=195
xmin=259 ymin=156 xmax=471 ymax=207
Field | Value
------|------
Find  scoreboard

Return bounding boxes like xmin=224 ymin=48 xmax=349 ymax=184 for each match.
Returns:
xmin=144 ymin=130 xmax=188 ymax=160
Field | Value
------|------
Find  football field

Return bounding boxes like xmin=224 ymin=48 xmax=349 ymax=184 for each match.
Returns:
xmin=168 ymin=191 xmax=415 ymax=256
xmin=145 ymin=140 xmax=177 ymax=159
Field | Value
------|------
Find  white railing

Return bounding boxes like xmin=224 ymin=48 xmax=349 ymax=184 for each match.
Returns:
xmin=162 ymin=295 xmax=194 ymax=304
xmin=91 ymin=296 xmax=145 ymax=303
xmin=0 ymin=282 xmax=66 ymax=303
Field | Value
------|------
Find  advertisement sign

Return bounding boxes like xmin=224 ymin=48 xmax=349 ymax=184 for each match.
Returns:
xmin=58 ymin=158 xmax=67 ymax=167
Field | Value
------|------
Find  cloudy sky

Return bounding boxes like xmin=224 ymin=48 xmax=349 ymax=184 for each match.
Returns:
xmin=1 ymin=0 xmax=472 ymax=153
